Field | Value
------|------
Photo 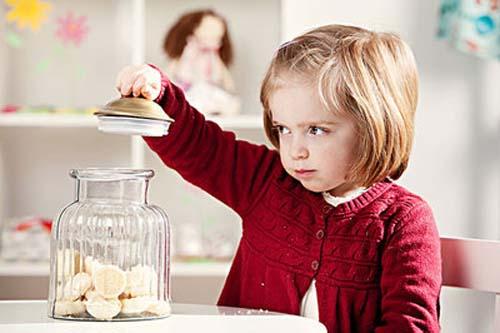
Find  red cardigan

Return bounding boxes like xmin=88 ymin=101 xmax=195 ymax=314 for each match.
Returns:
xmin=144 ymin=69 xmax=442 ymax=333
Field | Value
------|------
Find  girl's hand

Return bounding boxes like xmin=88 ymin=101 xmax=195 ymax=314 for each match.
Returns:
xmin=115 ymin=64 xmax=161 ymax=100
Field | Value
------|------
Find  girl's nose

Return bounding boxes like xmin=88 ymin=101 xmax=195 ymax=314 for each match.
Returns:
xmin=290 ymin=141 xmax=309 ymax=160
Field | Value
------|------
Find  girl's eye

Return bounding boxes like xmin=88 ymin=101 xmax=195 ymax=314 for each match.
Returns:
xmin=308 ymin=126 xmax=328 ymax=135
xmin=275 ymin=125 xmax=290 ymax=135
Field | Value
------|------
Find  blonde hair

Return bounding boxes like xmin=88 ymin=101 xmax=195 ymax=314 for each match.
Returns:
xmin=261 ymin=24 xmax=419 ymax=187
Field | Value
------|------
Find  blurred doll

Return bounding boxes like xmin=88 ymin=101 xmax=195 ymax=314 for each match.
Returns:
xmin=163 ymin=9 xmax=240 ymax=116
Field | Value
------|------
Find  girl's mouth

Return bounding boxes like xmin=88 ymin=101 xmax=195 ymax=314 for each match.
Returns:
xmin=294 ymin=169 xmax=316 ymax=178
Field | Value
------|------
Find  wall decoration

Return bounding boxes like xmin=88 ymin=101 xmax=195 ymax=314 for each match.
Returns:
xmin=55 ymin=11 xmax=88 ymax=46
xmin=76 ymin=64 xmax=86 ymax=80
xmin=1 ymin=2 xmax=97 ymax=90
xmin=35 ymin=58 xmax=49 ymax=72
xmin=4 ymin=0 xmax=51 ymax=31
xmin=4 ymin=30 xmax=22 ymax=47
xmin=438 ymin=0 xmax=499 ymax=59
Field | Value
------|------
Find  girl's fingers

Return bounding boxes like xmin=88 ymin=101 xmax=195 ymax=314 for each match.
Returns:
xmin=120 ymin=81 xmax=133 ymax=97
xmin=150 ymin=81 xmax=159 ymax=90
xmin=117 ymin=66 xmax=136 ymax=95
xmin=120 ymin=69 xmax=139 ymax=97
xmin=115 ymin=64 xmax=160 ymax=99
xmin=115 ymin=67 xmax=128 ymax=93
xmin=132 ymin=75 xmax=146 ymax=97
xmin=141 ymin=86 xmax=153 ymax=100
xmin=141 ymin=68 xmax=161 ymax=100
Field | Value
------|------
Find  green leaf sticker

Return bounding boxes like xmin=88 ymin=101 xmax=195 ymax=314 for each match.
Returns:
xmin=36 ymin=58 xmax=50 ymax=72
xmin=5 ymin=30 xmax=22 ymax=48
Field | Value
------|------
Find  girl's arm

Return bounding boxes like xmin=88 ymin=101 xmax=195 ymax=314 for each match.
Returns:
xmin=139 ymin=64 xmax=279 ymax=216
xmin=375 ymin=202 xmax=442 ymax=333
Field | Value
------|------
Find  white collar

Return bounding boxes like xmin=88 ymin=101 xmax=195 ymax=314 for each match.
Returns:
xmin=322 ymin=187 xmax=367 ymax=207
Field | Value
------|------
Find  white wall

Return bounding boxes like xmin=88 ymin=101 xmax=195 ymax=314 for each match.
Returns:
xmin=3 ymin=1 xmax=132 ymax=108
xmin=0 ymin=7 xmax=6 ymax=106
xmin=282 ymin=0 xmax=500 ymax=332
xmin=0 ymin=6 xmax=7 ymax=251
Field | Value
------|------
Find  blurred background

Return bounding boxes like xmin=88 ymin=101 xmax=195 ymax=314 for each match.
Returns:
xmin=0 ymin=0 xmax=499 ymax=332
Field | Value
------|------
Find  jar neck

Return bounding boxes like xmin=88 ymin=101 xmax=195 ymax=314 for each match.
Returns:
xmin=76 ymin=179 xmax=149 ymax=204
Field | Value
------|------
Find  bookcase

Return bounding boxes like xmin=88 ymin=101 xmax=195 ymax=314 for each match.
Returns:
xmin=0 ymin=0 xmax=281 ymax=303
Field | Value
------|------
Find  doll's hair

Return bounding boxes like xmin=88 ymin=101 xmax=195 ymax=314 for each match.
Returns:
xmin=261 ymin=24 xmax=419 ymax=187
xmin=163 ymin=9 xmax=233 ymax=66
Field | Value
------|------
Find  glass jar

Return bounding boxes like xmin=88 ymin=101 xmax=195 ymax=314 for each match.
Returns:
xmin=48 ymin=168 xmax=171 ymax=321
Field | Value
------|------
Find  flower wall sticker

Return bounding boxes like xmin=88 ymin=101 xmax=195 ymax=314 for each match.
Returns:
xmin=4 ymin=0 xmax=51 ymax=31
xmin=55 ymin=12 xmax=88 ymax=46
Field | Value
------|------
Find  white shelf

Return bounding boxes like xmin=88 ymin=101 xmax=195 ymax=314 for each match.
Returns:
xmin=206 ymin=114 xmax=263 ymax=129
xmin=0 ymin=114 xmax=97 ymax=127
xmin=0 ymin=261 xmax=48 ymax=276
xmin=172 ymin=261 xmax=231 ymax=277
xmin=0 ymin=260 xmax=230 ymax=277
xmin=0 ymin=113 xmax=262 ymax=130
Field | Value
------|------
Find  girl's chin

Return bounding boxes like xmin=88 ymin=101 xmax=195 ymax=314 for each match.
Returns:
xmin=298 ymin=180 xmax=329 ymax=193
xmin=299 ymin=178 xmax=346 ymax=194
xmin=287 ymin=170 xmax=338 ymax=193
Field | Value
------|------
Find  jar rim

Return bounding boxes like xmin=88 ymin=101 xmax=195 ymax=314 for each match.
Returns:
xmin=70 ymin=168 xmax=154 ymax=180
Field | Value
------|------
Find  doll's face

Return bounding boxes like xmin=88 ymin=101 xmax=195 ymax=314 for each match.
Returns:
xmin=193 ymin=15 xmax=225 ymax=50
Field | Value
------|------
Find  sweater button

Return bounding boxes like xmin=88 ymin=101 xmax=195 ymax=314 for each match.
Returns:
xmin=311 ymin=260 xmax=319 ymax=270
xmin=316 ymin=230 xmax=325 ymax=239
xmin=322 ymin=205 xmax=332 ymax=215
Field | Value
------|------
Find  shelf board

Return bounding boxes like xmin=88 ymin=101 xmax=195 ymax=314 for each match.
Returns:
xmin=0 ymin=114 xmax=97 ymax=127
xmin=0 ymin=113 xmax=262 ymax=129
xmin=172 ymin=261 xmax=231 ymax=277
xmin=206 ymin=114 xmax=263 ymax=129
xmin=0 ymin=260 xmax=230 ymax=277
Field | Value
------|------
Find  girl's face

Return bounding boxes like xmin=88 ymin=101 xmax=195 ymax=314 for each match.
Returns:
xmin=269 ymin=79 xmax=359 ymax=196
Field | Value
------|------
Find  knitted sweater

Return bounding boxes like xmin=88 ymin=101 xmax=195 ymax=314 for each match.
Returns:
xmin=143 ymin=69 xmax=442 ymax=333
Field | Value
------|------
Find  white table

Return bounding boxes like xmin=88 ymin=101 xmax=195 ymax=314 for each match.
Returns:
xmin=0 ymin=300 xmax=326 ymax=333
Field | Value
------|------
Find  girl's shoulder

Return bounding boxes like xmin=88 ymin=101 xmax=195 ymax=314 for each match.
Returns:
xmin=376 ymin=181 xmax=436 ymax=231
xmin=383 ymin=182 xmax=430 ymax=209
xmin=353 ymin=180 xmax=431 ymax=217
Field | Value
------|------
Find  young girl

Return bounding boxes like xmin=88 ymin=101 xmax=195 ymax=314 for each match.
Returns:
xmin=115 ymin=24 xmax=441 ymax=332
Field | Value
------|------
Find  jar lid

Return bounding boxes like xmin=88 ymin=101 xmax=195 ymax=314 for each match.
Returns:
xmin=95 ymin=97 xmax=173 ymax=121
xmin=96 ymin=115 xmax=172 ymax=137
xmin=94 ymin=97 xmax=174 ymax=137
